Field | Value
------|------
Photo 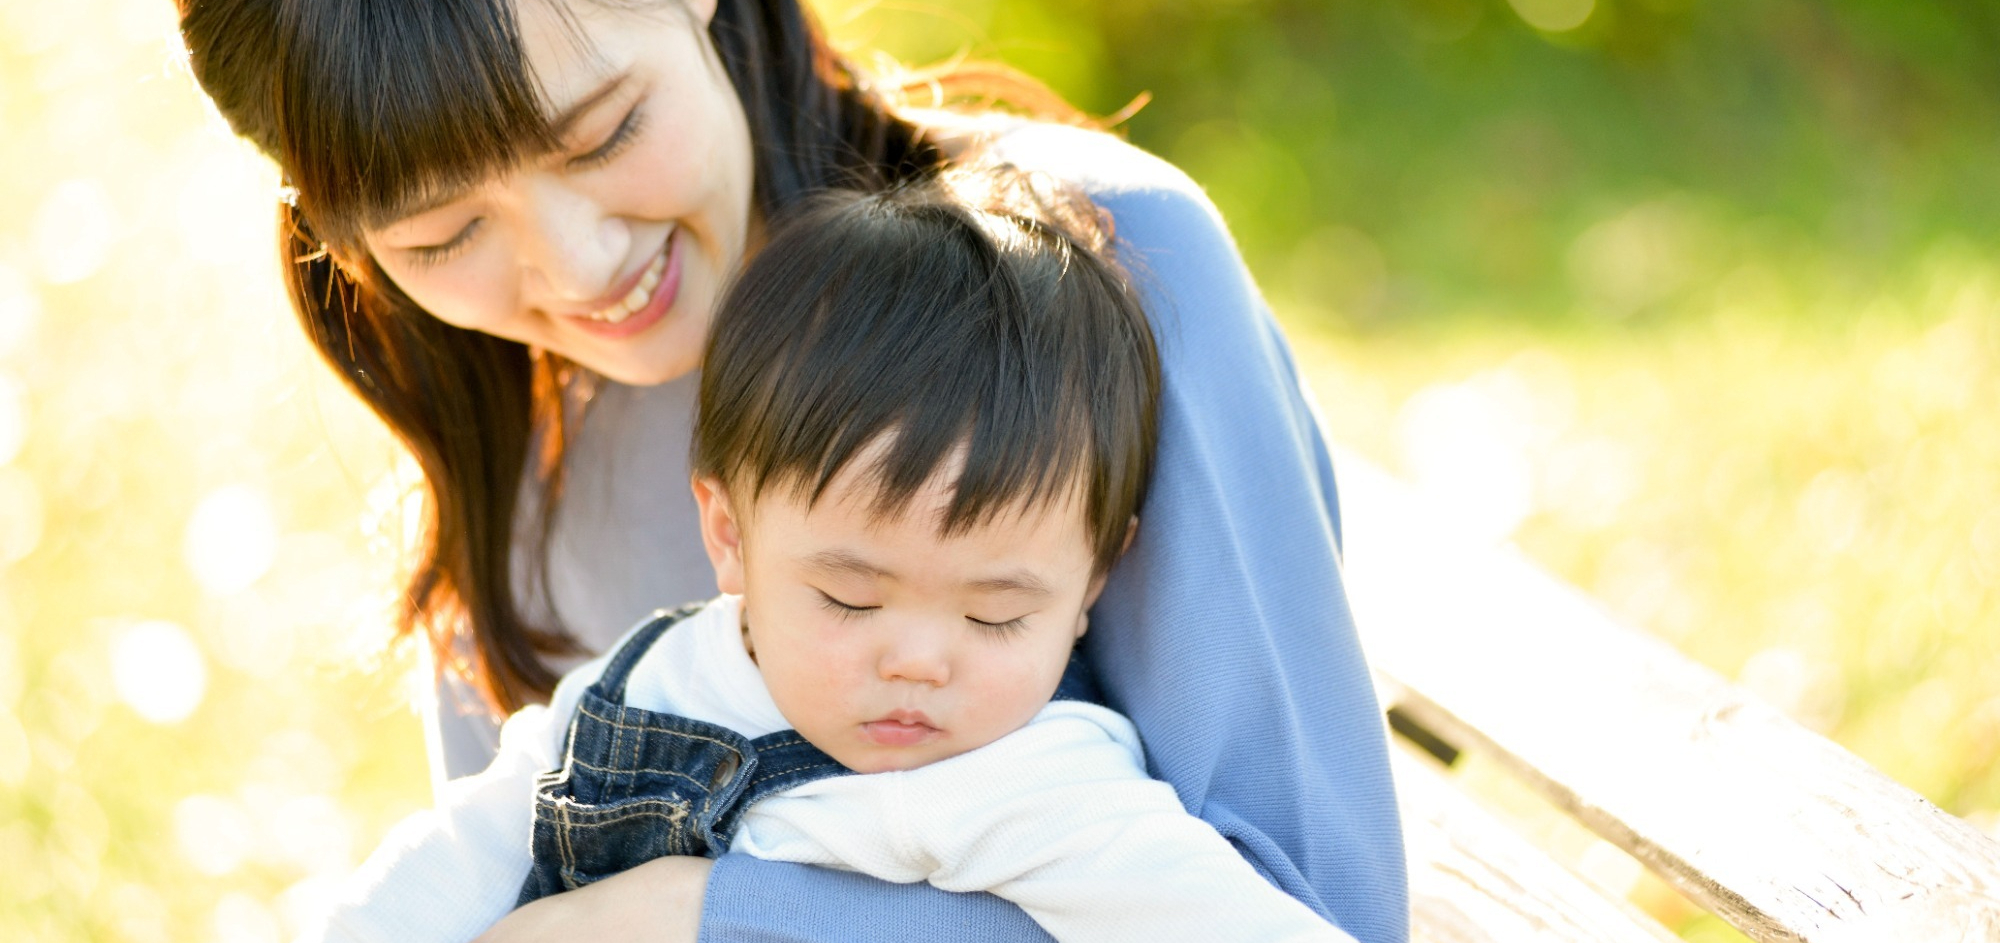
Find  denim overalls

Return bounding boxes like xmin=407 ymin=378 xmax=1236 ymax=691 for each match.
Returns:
xmin=517 ymin=602 xmax=1103 ymax=905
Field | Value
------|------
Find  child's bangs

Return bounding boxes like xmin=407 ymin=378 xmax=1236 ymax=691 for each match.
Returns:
xmin=275 ymin=0 xmax=567 ymax=245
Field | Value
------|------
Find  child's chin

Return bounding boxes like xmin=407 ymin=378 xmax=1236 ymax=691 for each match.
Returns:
xmin=844 ymin=754 xmax=925 ymax=774
xmin=841 ymin=746 xmax=958 ymax=774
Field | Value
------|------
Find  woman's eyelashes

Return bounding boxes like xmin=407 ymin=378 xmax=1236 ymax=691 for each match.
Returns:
xmin=408 ymin=218 xmax=482 ymax=267
xmin=567 ymin=103 xmax=647 ymax=171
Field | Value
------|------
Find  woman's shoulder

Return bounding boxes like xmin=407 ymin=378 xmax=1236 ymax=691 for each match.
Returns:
xmin=917 ymin=112 xmax=1228 ymax=246
xmin=984 ymin=123 xmax=1229 ymax=247
xmin=982 ymin=122 xmax=1201 ymax=199
xmin=975 ymin=121 xmax=1267 ymax=352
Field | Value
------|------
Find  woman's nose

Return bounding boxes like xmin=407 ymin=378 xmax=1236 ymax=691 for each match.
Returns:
xmin=515 ymin=175 xmax=624 ymax=306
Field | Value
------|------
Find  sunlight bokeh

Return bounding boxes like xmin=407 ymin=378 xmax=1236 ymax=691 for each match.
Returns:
xmin=2 ymin=2 xmax=423 ymax=940
xmin=110 ymin=620 xmax=207 ymax=725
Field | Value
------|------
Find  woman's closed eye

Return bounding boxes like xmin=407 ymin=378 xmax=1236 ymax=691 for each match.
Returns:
xmin=567 ymin=103 xmax=647 ymax=171
xmin=407 ymin=218 xmax=483 ymax=268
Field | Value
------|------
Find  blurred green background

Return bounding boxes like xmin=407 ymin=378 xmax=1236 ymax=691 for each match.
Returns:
xmin=2 ymin=0 xmax=1994 ymax=940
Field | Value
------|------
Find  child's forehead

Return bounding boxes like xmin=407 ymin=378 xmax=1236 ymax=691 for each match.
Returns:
xmin=750 ymin=434 xmax=1080 ymax=526
xmin=745 ymin=463 xmax=1094 ymax=565
xmin=769 ymin=472 xmax=1089 ymax=543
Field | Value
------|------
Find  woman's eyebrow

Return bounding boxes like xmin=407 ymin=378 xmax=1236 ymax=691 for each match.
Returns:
xmin=549 ymin=72 xmax=632 ymax=139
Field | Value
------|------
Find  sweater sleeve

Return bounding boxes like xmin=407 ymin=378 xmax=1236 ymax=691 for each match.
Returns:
xmin=1077 ymin=153 xmax=1410 ymax=943
xmin=309 ymin=661 xmax=609 ymax=943
xmin=307 ymin=709 xmax=552 ymax=943
xmin=695 ymin=129 xmax=1406 ymax=943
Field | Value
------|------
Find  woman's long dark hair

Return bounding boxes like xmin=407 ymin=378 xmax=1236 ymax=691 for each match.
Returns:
xmin=177 ymin=0 xmax=1085 ymax=713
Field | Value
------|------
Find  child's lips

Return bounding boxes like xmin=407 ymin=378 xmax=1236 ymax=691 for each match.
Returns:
xmin=862 ymin=711 xmax=941 ymax=747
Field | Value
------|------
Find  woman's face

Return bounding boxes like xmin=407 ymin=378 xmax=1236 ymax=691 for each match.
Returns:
xmin=360 ymin=0 xmax=752 ymax=386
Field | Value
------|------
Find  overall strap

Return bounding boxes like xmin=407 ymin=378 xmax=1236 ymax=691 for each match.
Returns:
xmin=585 ymin=601 xmax=709 ymax=704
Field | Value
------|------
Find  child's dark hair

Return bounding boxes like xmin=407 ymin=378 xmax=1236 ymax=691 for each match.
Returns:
xmin=693 ymin=167 xmax=1160 ymax=575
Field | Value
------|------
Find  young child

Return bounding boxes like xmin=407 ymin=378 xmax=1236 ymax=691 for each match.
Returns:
xmin=310 ymin=168 xmax=1353 ymax=943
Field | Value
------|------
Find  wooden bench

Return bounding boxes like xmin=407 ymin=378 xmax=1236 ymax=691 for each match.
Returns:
xmin=1334 ymin=451 xmax=2000 ymax=943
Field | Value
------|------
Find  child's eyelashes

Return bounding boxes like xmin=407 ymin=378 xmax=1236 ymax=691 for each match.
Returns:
xmin=968 ymin=615 xmax=1030 ymax=636
xmin=817 ymin=590 xmax=878 ymax=619
xmin=814 ymin=590 xmax=1030 ymax=636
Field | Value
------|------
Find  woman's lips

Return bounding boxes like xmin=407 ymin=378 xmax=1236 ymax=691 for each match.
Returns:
xmin=567 ymin=229 xmax=682 ymax=339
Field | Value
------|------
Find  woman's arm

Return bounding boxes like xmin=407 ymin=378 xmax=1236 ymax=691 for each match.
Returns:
xmin=310 ymin=701 xmax=563 ymax=943
xmin=319 ymin=650 xmax=623 ymax=943
xmin=701 ymin=860 xmax=1056 ymax=943
xmin=476 ymin=856 xmax=711 ymax=943
xmin=1082 ymin=189 xmax=1409 ymax=943
xmin=997 ymin=124 xmax=1409 ymax=943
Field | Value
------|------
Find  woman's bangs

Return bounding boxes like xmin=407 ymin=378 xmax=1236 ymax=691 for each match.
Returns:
xmin=276 ymin=0 xmax=565 ymax=244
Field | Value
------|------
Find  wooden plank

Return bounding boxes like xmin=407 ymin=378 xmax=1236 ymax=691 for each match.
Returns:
xmin=1395 ymin=745 xmax=1682 ymax=943
xmin=1336 ymin=452 xmax=2000 ymax=943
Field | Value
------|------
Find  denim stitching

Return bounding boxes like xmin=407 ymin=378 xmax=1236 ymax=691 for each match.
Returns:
xmin=575 ymin=704 xmax=743 ymax=753
xmin=524 ymin=604 xmax=860 ymax=901
xmin=562 ymin=757 xmax=709 ymax=789
xmin=555 ymin=797 xmax=576 ymax=888
xmin=540 ymin=798 xmax=691 ymax=825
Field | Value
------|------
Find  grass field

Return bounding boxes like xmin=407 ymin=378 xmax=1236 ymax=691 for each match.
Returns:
xmin=2 ymin=1 xmax=1993 ymax=940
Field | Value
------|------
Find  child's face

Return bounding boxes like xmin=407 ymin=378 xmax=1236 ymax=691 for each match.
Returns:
xmin=692 ymin=457 xmax=1107 ymax=773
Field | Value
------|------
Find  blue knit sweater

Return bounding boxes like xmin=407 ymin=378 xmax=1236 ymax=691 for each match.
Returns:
xmin=431 ymin=123 xmax=1409 ymax=943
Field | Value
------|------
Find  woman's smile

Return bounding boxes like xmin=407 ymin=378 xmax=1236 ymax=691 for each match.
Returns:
xmin=562 ymin=228 xmax=681 ymax=338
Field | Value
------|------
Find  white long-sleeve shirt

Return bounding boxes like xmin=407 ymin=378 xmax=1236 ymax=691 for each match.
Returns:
xmin=313 ymin=596 xmax=1352 ymax=943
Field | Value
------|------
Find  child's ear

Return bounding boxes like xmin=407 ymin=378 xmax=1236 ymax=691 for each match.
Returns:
xmin=1075 ymin=517 xmax=1139 ymax=639
xmin=691 ymin=475 xmax=747 ymax=595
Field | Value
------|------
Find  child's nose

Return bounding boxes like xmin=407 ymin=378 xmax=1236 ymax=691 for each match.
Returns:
xmin=877 ymin=630 xmax=951 ymax=687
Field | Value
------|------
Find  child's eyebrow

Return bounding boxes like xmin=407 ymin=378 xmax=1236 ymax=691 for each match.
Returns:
xmin=802 ymin=549 xmax=894 ymax=581
xmin=800 ymin=551 xmax=1052 ymax=598
xmin=967 ymin=571 xmax=1054 ymax=598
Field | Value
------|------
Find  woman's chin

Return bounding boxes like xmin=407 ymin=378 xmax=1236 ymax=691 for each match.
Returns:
xmin=566 ymin=317 xmax=709 ymax=387
xmin=588 ymin=352 xmax=700 ymax=388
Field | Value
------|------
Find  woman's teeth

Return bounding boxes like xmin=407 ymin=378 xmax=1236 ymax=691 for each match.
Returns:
xmin=586 ymin=248 xmax=668 ymax=324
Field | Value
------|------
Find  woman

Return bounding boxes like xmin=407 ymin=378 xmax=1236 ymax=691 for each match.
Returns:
xmin=176 ymin=0 xmax=1407 ymax=941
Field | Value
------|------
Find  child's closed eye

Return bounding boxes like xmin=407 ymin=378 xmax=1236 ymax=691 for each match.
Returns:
xmin=816 ymin=590 xmax=879 ymax=619
xmin=967 ymin=615 xmax=1030 ymax=636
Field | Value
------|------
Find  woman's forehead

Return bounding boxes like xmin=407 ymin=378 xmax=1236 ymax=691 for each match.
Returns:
xmin=517 ymin=0 xmax=624 ymax=111
xmin=298 ymin=0 xmax=687 ymax=238
xmin=516 ymin=0 xmax=696 ymax=112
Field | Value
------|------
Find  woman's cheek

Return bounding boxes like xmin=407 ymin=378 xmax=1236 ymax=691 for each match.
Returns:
xmin=409 ymin=271 xmax=475 ymax=330
xmin=619 ymin=129 xmax=705 ymax=214
xmin=413 ymin=255 xmax=521 ymax=336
